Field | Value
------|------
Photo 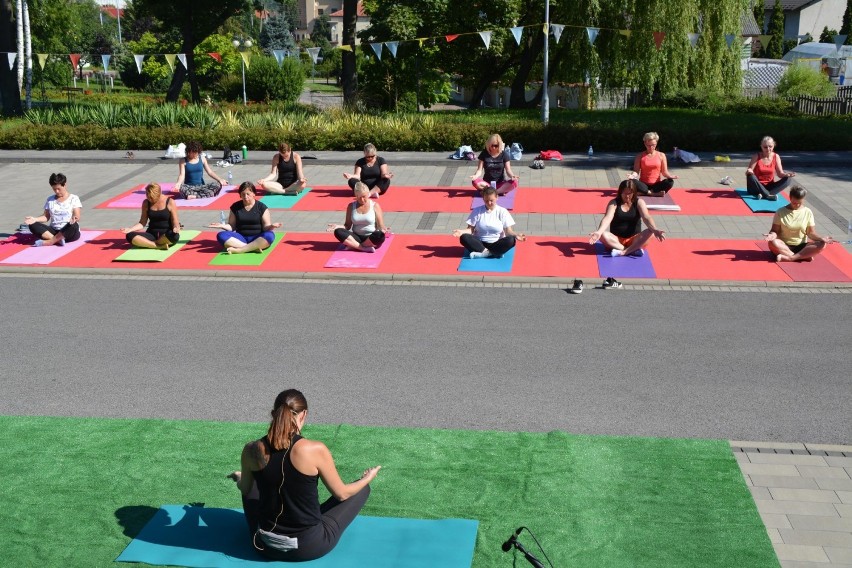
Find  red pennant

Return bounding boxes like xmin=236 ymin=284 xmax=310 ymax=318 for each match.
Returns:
xmin=652 ymin=32 xmax=665 ymax=50
xmin=208 ymin=52 xmax=222 ymax=62
xmin=445 ymin=34 xmax=459 ymax=43
xmin=69 ymin=53 xmax=81 ymax=69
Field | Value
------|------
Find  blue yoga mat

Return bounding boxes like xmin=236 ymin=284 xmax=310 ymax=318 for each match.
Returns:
xmin=458 ymin=246 xmax=516 ymax=273
xmin=735 ymin=188 xmax=790 ymax=213
xmin=260 ymin=188 xmax=311 ymax=209
xmin=117 ymin=505 xmax=478 ymax=568
xmin=595 ymin=242 xmax=657 ymax=278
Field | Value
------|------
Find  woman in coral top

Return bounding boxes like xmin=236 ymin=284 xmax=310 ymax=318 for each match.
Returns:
xmin=746 ymin=136 xmax=795 ymax=201
xmin=628 ymin=132 xmax=678 ymax=196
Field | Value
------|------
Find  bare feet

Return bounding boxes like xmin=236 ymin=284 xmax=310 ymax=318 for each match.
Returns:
xmin=226 ymin=247 xmax=237 ymax=254
xmin=155 ymin=235 xmax=171 ymax=250
xmin=187 ymin=194 xmax=197 ymax=200
xmin=776 ymin=254 xmax=793 ymax=262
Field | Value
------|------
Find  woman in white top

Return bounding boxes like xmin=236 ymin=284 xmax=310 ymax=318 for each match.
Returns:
xmin=326 ymin=182 xmax=389 ymax=253
xmin=452 ymin=186 xmax=526 ymax=258
xmin=24 ymin=173 xmax=82 ymax=246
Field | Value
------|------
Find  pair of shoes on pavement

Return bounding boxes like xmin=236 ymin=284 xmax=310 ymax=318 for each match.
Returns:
xmin=569 ymin=279 xmax=584 ymax=294
xmin=602 ymin=277 xmax=623 ymax=289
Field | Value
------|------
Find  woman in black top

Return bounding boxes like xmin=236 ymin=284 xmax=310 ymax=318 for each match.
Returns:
xmin=588 ymin=179 xmax=665 ymax=257
xmin=470 ymin=133 xmax=519 ymax=195
xmin=256 ymin=142 xmax=307 ymax=195
xmin=231 ymin=389 xmax=381 ymax=561
xmin=120 ymin=183 xmax=181 ymax=249
xmin=208 ymin=182 xmax=281 ymax=254
xmin=343 ymin=143 xmax=393 ymax=197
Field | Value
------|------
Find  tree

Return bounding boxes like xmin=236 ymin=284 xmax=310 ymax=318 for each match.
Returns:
xmin=341 ymin=0 xmax=357 ymax=105
xmin=819 ymin=26 xmax=838 ymax=43
xmin=767 ymin=0 xmax=785 ymax=59
xmin=259 ymin=10 xmax=296 ymax=54
xmin=0 ymin=0 xmax=22 ymax=114
xmin=842 ymin=0 xmax=851 ymax=43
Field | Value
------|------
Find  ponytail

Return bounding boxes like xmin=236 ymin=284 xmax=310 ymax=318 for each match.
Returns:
xmin=267 ymin=389 xmax=308 ymax=451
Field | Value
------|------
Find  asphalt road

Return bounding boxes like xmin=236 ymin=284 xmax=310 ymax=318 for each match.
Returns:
xmin=1 ymin=275 xmax=848 ymax=443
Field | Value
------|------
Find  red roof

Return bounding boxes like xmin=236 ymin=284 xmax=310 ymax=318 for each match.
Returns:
xmin=330 ymin=1 xmax=367 ymax=17
xmin=100 ymin=6 xmax=124 ymax=18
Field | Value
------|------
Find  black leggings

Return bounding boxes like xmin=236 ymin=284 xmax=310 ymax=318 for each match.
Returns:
xmin=348 ymin=177 xmax=390 ymax=195
xmin=28 ymin=222 xmax=80 ymax=243
xmin=746 ymin=174 xmax=792 ymax=198
xmin=333 ymin=228 xmax=386 ymax=248
xmin=634 ymin=178 xmax=674 ymax=195
xmin=125 ymin=230 xmax=179 ymax=245
xmin=243 ymin=485 xmax=371 ymax=562
xmin=460 ymin=233 xmax=516 ymax=257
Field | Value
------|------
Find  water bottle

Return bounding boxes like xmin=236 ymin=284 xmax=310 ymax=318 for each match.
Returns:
xmin=241 ymin=145 xmax=248 ymax=160
xmin=847 ymin=218 xmax=852 ymax=244
xmin=227 ymin=169 xmax=233 ymax=184
xmin=588 ymin=145 xmax=594 ymax=160
xmin=220 ymin=210 xmax=227 ymax=226
xmin=490 ymin=181 xmax=497 ymax=191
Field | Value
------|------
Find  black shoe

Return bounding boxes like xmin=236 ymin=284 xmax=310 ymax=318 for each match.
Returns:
xmin=569 ymin=279 xmax=584 ymax=294
xmin=766 ymin=194 xmax=778 ymax=201
xmin=602 ymin=277 xmax=622 ymax=289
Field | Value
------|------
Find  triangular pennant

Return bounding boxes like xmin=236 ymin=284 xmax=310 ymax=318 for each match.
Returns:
xmin=37 ymin=53 xmax=48 ymax=70
xmin=551 ymin=24 xmax=565 ymax=44
xmin=306 ymin=47 xmax=321 ymax=63
xmin=208 ymin=52 xmax=222 ymax=63
xmin=385 ymin=41 xmax=399 ymax=58
xmin=7 ymin=52 xmax=16 ymax=70
xmin=240 ymin=51 xmax=250 ymax=69
xmin=758 ymin=34 xmax=772 ymax=50
xmin=177 ymin=53 xmax=187 ymax=69
xmin=101 ymin=54 xmax=111 ymax=71
xmin=164 ymin=54 xmax=176 ymax=71
xmin=619 ymin=30 xmax=631 ymax=38
xmin=478 ymin=31 xmax=492 ymax=49
xmin=338 ymin=44 xmax=352 ymax=51
xmin=834 ymin=35 xmax=848 ymax=52
xmin=445 ymin=34 xmax=459 ymax=43
xmin=687 ymin=33 xmax=700 ymax=47
xmin=725 ymin=34 xmax=736 ymax=48
xmin=69 ymin=53 xmax=81 ymax=69
xmin=418 ymin=38 xmax=425 ymax=48
xmin=370 ymin=42 xmax=382 ymax=60
xmin=510 ymin=26 xmax=523 ymax=46
xmin=272 ymin=50 xmax=284 ymax=66
xmin=652 ymin=32 xmax=665 ymax=50
xmin=586 ymin=27 xmax=600 ymax=45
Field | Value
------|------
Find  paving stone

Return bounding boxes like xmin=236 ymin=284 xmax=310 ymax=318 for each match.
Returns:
xmin=807 ymin=444 xmax=852 ymax=454
xmin=751 ymin=475 xmax=820 ymax=489
xmin=780 ymin=562 xmax=852 ymax=568
xmin=840 ymin=491 xmax=852 ymax=504
xmin=826 ymin=547 xmax=852 ymax=564
xmin=788 ymin=514 xmax=852 ymax=532
xmin=778 ymin=528 xmax=852 ymax=547
xmin=747 ymin=453 xmax=828 ymax=466
xmin=774 ymin=543 xmax=830 ymax=562
xmin=816 ymin=478 xmax=852 ymax=492
xmin=769 ymin=488 xmax=841 ymax=503
xmin=799 ymin=466 xmax=852 ymax=479
xmin=740 ymin=463 xmax=802 ymax=476
xmin=732 ymin=441 xmax=809 ymax=451
xmin=751 ymin=486 xmax=773 ymax=500
xmin=761 ymin=512 xmax=793 ymax=529
xmin=827 ymin=457 xmax=852 ymax=468
xmin=768 ymin=527 xmax=784 ymax=544
xmin=757 ymin=500 xmax=841 ymax=516
xmin=837 ymin=504 xmax=852 ymax=518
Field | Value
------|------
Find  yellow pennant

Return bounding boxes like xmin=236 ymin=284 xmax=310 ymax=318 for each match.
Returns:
xmin=338 ymin=45 xmax=352 ymax=51
xmin=37 ymin=53 xmax=48 ymax=69
xmin=240 ymin=51 xmax=251 ymax=69
xmin=619 ymin=30 xmax=631 ymax=37
xmin=164 ymin=54 xmax=176 ymax=71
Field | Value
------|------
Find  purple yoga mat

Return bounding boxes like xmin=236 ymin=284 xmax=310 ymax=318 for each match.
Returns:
xmin=0 ymin=230 xmax=104 ymax=265
xmin=324 ymin=234 xmax=394 ymax=268
xmin=471 ymin=190 xmax=516 ymax=210
xmin=594 ymin=242 xmax=657 ymax=278
xmin=175 ymin=185 xmax=237 ymax=207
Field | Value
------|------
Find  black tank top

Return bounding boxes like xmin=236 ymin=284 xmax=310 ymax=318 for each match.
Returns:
xmin=610 ymin=199 xmax=641 ymax=238
xmin=231 ymin=201 xmax=267 ymax=236
xmin=253 ymin=435 xmax=322 ymax=532
xmin=276 ymin=152 xmax=297 ymax=186
xmin=146 ymin=198 xmax=172 ymax=233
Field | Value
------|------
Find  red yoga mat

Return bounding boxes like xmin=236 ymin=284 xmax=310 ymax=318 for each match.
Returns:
xmin=291 ymin=186 xmax=476 ymax=213
xmin=755 ymin=241 xmax=852 ymax=282
xmin=650 ymin=239 xmax=790 ymax=281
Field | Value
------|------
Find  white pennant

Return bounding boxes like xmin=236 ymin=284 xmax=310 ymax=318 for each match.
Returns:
xmin=370 ymin=42 xmax=382 ymax=60
xmin=510 ymin=26 xmax=524 ymax=46
xmin=134 ymin=54 xmax=145 ymax=74
xmin=306 ymin=47 xmax=321 ymax=64
xmin=551 ymin=24 xmax=565 ymax=44
xmin=177 ymin=53 xmax=187 ymax=69
xmin=101 ymin=54 xmax=111 ymax=72
xmin=586 ymin=27 xmax=600 ymax=45
xmin=479 ymin=31 xmax=492 ymax=49
xmin=7 ymin=52 xmax=16 ymax=70
xmin=835 ymin=35 xmax=848 ymax=52
xmin=385 ymin=41 xmax=399 ymax=58
xmin=273 ymin=49 xmax=285 ymax=66
xmin=687 ymin=33 xmax=700 ymax=47
xmin=725 ymin=34 xmax=736 ymax=48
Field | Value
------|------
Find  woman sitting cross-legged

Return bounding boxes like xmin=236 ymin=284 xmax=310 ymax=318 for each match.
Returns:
xmin=208 ymin=182 xmax=281 ymax=254
xmin=25 ymin=172 xmax=82 ymax=247
xmin=452 ymin=185 xmax=526 ymax=258
xmin=256 ymin=142 xmax=308 ymax=196
xmin=745 ymin=136 xmax=795 ymax=201
xmin=588 ymin=179 xmax=665 ymax=257
xmin=627 ymin=131 xmax=678 ymax=196
xmin=326 ymin=182 xmax=389 ymax=253
xmin=120 ymin=182 xmax=180 ymax=249
xmin=764 ymin=185 xmax=834 ymax=262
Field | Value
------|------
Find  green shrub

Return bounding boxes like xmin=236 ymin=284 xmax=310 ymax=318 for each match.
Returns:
xmin=245 ymin=57 xmax=304 ymax=104
xmin=776 ymin=64 xmax=837 ymax=98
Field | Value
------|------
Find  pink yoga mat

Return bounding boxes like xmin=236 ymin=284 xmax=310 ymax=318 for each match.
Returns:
xmin=756 ymin=241 xmax=852 ymax=282
xmin=101 ymin=183 xmax=236 ymax=208
xmin=324 ymin=234 xmax=394 ymax=268
xmin=0 ymin=230 xmax=104 ymax=265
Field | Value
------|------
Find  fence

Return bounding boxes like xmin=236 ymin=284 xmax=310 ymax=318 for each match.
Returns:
xmin=789 ymin=95 xmax=851 ymax=116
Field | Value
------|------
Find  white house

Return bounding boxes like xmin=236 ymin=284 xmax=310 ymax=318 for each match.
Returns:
xmin=758 ymin=0 xmax=846 ymax=40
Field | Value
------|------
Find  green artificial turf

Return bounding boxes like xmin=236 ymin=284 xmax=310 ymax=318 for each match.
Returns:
xmin=0 ymin=416 xmax=779 ymax=568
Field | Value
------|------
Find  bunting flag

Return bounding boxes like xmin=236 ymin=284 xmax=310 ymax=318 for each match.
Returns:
xmin=272 ymin=50 xmax=284 ymax=65
xmin=69 ymin=53 xmax=81 ymax=69
xmin=445 ymin=34 xmax=459 ymax=42
xmin=208 ymin=52 xmax=222 ymax=63
xmin=306 ymin=47 xmax=321 ymax=63
xmin=479 ymin=31 xmax=492 ymax=49
xmin=164 ymin=54 xmax=176 ymax=71
xmin=240 ymin=51 xmax=251 ymax=69
xmin=510 ymin=26 xmax=523 ymax=46
xmin=758 ymin=34 xmax=772 ymax=49
xmin=37 ymin=53 xmax=48 ymax=70
xmin=370 ymin=42 xmax=382 ymax=60
xmin=134 ymin=54 xmax=145 ymax=73
xmin=586 ymin=27 xmax=600 ymax=45
xmin=385 ymin=41 xmax=399 ymax=58
xmin=7 ymin=53 xmax=15 ymax=70
xmin=725 ymin=34 xmax=736 ymax=48
xmin=418 ymin=38 xmax=425 ymax=47
xmin=101 ymin=54 xmax=111 ymax=72
xmin=834 ymin=35 xmax=848 ymax=52
xmin=652 ymin=32 xmax=665 ymax=50
xmin=338 ymin=45 xmax=352 ymax=51
xmin=177 ymin=53 xmax=187 ymax=69
xmin=551 ymin=24 xmax=565 ymax=43
xmin=687 ymin=33 xmax=700 ymax=47
xmin=619 ymin=29 xmax=631 ymax=37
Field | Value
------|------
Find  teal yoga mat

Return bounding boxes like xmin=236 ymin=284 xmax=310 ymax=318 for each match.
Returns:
xmin=114 ymin=231 xmax=201 ymax=262
xmin=457 ymin=246 xmax=516 ymax=273
xmin=116 ymin=505 xmax=478 ymax=568
xmin=735 ymin=188 xmax=790 ymax=212
xmin=209 ymin=233 xmax=284 ymax=266
xmin=260 ymin=188 xmax=311 ymax=209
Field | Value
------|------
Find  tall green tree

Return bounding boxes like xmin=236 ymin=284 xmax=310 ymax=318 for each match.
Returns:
xmin=259 ymin=10 xmax=296 ymax=54
xmin=819 ymin=26 xmax=838 ymax=43
xmin=0 ymin=0 xmax=21 ymax=114
xmin=342 ymin=0 xmax=357 ymax=105
xmin=767 ymin=0 xmax=784 ymax=59
xmin=842 ymin=0 xmax=852 ymax=43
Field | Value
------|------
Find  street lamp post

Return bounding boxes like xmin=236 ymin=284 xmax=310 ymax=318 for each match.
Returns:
xmin=232 ymin=38 xmax=253 ymax=105
xmin=541 ymin=0 xmax=550 ymax=125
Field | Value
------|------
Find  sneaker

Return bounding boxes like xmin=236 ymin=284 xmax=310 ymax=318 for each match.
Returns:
xmin=766 ymin=194 xmax=778 ymax=201
xmin=719 ymin=176 xmax=733 ymax=185
xmin=569 ymin=279 xmax=584 ymax=294
xmin=755 ymin=193 xmax=763 ymax=200
xmin=629 ymin=249 xmax=645 ymax=257
xmin=610 ymin=249 xmax=623 ymax=257
xmin=602 ymin=277 xmax=623 ymax=289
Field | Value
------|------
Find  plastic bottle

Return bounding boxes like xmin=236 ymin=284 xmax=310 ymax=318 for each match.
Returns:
xmin=490 ymin=181 xmax=497 ymax=191
xmin=219 ymin=210 xmax=227 ymax=225
xmin=241 ymin=145 xmax=248 ymax=160
xmin=588 ymin=145 xmax=593 ymax=160
xmin=847 ymin=219 xmax=852 ymax=244
xmin=227 ymin=170 xmax=233 ymax=183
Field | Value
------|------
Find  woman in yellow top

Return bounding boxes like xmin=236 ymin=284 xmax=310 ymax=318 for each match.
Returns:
xmin=764 ymin=186 xmax=834 ymax=262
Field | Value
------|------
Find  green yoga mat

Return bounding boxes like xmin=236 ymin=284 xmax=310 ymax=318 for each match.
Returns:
xmin=208 ymin=233 xmax=284 ymax=266
xmin=114 ymin=230 xmax=201 ymax=262
xmin=260 ymin=188 xmax=311 ymax=209
xmin=0 ymin=416 xmax=779 ymax=568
